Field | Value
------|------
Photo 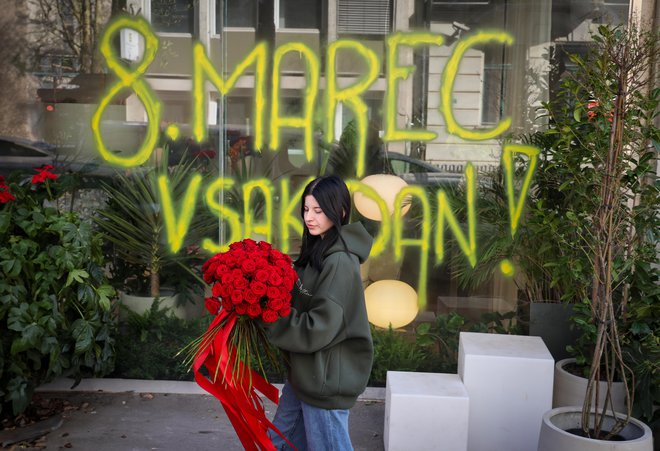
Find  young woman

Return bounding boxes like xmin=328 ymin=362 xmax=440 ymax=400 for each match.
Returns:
xmin=264 ymin=175 xmax=374 ymax=450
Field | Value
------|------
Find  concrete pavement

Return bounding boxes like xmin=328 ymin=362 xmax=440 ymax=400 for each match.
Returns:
xmin=28 ymin=379 xmax=386 ymax=451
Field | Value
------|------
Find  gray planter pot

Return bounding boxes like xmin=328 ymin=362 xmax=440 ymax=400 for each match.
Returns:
xmin=553 ymin=358 xmax=626 ymax=413
xmin=529 ymin=302 xmax=580 ymax=361
xmin=538 ymin=406 xmax=653 ymax=451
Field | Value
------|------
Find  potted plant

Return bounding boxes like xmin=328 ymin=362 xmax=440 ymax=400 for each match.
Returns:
xmin=0 ymin=168 xmax=115 ymax=416
xmin=535 ymin=24 xmax=659 ymax=449
xmin=95 ymin=149 xmax=216 ymax=317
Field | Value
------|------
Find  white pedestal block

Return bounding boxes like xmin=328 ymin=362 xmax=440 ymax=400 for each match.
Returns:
xmin=458 ymin=332 xmax=554 ymax=451
xmin=384 ymin=371 xmax=469 ymax=451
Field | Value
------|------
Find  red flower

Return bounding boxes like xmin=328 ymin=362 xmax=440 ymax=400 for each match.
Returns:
xmin=244 ymin=288 xmax=259 ymax=304
xmin=261 ymin=309 xmax=279 ymax=323
xmin=267 ymin=298 xmax=284 ymax=311
xmin=222 ymin=297 xmax=233 ymax=312
xmin=254 ymin=269 xmax=270 ymax=283
xmin=221 ymin=273 xmax=234 ymax=286
xmin=31 ymin=164 xmax=58 ymax=184
xmin=0 ymin=188 xmax=15 ymax=204
xmin=246 ymin=303 xmax=262 ymax=318
xmin=234 ymin=302 xmax=248 ymax=315
xmin=240 ymin=259 xmax=257 ymax=274
xmin=233 ymin=277 xmax=249 ymax=290
xmin=268 ymin=272 xmax=283 ymax=287
xmin=251 ymin=281 xmax=267 ymax=296
xmin=278 ymin=304 xmax=291 ymax=317
xmin=266 ymin=286 xmax=281 ymax=300
xmin=212 ymin=283 xmax=223 ymax=297
xmin=230 ymin=290 xmax=244 ymax=306
xmin=205 ymin=297 xmax=221 ymax=315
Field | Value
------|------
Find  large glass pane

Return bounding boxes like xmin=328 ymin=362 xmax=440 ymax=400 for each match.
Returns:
xmin=151 ymin=0 xmax=195 ymax=33
xmin=279 ymin=0 xmax=321 ymax=29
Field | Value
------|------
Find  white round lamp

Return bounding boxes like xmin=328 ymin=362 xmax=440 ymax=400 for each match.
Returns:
xmin=353 ymin=174 xmax=411 ymax=221
xmin=364 ymin=280 xmax=419 ymax=329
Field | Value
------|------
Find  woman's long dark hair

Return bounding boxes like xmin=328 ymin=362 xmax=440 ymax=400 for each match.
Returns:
xmin=294 ymin=175 xmax=351 ymax=271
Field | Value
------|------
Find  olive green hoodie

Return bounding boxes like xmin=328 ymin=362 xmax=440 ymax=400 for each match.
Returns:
xmin=265 ymin=222 xmax=373 ymax=409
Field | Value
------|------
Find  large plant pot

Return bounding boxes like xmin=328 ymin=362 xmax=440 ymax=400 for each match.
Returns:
xmin=553 ymin=358 xmax=626 ymax=412
xmin=538 ymin=406 xmax=653 ymax=451
xmin=529 ymin=302 xmax=580 ymax=361
xmin=119 ymin=292 xmax=188 ymax=319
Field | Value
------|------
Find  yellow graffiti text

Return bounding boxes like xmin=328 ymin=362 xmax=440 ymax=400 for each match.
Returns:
xmin=441 ymin=31 xmax=514 ymax=141
xmin=92 ymin=16 xmax=161 ymax=167
xmin=325 ymin=41 xmax=380 ymax=177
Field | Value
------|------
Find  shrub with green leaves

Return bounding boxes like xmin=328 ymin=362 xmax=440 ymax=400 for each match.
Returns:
xmin=0 ymin=170 xmax=115 ymax=416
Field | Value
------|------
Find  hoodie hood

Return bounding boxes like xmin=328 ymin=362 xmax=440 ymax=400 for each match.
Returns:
xmin=324 ymin=222 xmax=373 ymax=264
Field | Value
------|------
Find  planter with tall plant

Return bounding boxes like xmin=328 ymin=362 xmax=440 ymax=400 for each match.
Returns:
xmin=533 ymin=24 xmax=659 ymax=448
xmin=95 ymin=151 xmax=216 ymax=317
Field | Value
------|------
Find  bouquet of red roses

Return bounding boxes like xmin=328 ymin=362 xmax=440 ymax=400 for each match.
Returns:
xmin=182 ymin=239 xmax=297 ymax=450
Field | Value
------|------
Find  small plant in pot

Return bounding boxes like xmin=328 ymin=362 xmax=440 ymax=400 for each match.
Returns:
xmin=536 ymin=23 xmax=659 ymax=448
xmin=95 ymin=149 xmax=216 ymax=315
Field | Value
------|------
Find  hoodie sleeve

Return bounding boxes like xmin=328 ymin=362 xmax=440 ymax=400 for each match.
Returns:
xmin=264 ymin=253 xmax=350 ymax=354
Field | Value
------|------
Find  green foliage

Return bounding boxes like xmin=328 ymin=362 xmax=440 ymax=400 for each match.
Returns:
xmin=95 ymin=152 xmax=215 ymax=300
xmin=369 ymin=325 xmax=430 ymax=386
xmin=0 ymin=174 xmax=115 ymax=417
xmin=111 ymin=301 xmax=211 ymax=381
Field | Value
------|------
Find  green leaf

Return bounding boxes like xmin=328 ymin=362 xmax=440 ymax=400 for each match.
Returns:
xmin=71 ymin=319 xmax=94 ymax=354
xmin=573 ymin=108 xmax=582 ymax=122
xmin=96 ymin=285 xmax=115 ymax=311
xmin=66 ymin=269 xmax=89 ymax=287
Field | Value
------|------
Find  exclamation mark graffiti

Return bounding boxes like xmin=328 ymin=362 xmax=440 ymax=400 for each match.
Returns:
xmin=499 ymin=144 xmax=540 ymax=276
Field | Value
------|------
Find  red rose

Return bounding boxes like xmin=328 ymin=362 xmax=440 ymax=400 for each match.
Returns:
xmin=243 ymin=238 xmax=258 ymax=250
xmin=261 ymin=309 xmax=279 ymax=323
xmin=220 ymin=284 xmax=233 ymax=298
xmin=254 ymin=269 xmax=269 ymax=283
xmin=233 ymin=277 xmax=249 ymax=290
xmin=279 ymin=287 xmax=292 ymax=303
xmin=278 ymin=304 xmax=292 ymax=317
xmin=235 ymin=302 xmax=248 ymax=315
xmin=247 ymin=303 xmax=262 ymax=318
xmin=258 ymin=241 xmax=272 ymax=252
xmin=230 ymin=290 xmax=244 ymax=305
xmin=266 ymin=286 xmax=281 ymax=300
xmin=275 ymin=259 xmax=291 ymax=270
xmin=231 ymin=268 xmax=243 ymax=279
xmin=244 ymin=288 xmax=259 ymax=304
xmin=270 ymin=249 xmax=284 ymax=260
xmin=215 ymin=264 xmax=230 ymax=278
xmin=267 ymin=298 xmax=284 ymax=311
xmin=241 ymin=259 xmax=257 ymax=274
xmin=203 ymin=271 xmax=214 ymax=284
xmin=251 ymin=281 xmax=267 ymax=296
xmin=268 ymin=272 xmax=283 ymax=287
xmin=255 ymin=258 xmax=269 ymax=268
xmin=205 ymin=297 xmax=220 ymax=315
xmin=222 ymin=297 xmax=233 ymax=312
xmin=212 ymin=283 xmax=223 ymax=297
xmin=229 ymin=242 xmax=243 ymax=251
xmin=283 ymin=275 xmax=296 ymax=291
xmin=221 ymin=273 xmax=234 ymax=286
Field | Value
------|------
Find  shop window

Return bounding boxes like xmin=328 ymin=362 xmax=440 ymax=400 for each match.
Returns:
xmin=278 ymin=0 xmax=321 ymax=29
xmin=151 ymin=0 xmax=195 ymax=34
xmin=218 ymin=0 xmax=258 ymax=28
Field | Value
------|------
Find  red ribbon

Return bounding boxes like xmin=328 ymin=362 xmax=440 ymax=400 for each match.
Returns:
xmin=193 ymin=310 xmax=295 ymax=450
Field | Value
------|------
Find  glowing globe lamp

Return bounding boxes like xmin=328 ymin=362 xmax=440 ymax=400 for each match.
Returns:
xmin=365 ymin=280 xmax=419 ymax=329
xmin=353 ymin=174 xmax=410 ymax=221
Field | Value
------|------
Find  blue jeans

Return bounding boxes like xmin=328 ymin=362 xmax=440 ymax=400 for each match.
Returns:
xmin=269 ymin=382 xmax=353 ymax=451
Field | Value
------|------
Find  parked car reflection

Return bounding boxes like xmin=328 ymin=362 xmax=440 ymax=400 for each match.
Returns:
xmin=0 ymin=135 xmax=124 ymax=180
xmin=386 ymin=151 xmax=464 ymax=186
